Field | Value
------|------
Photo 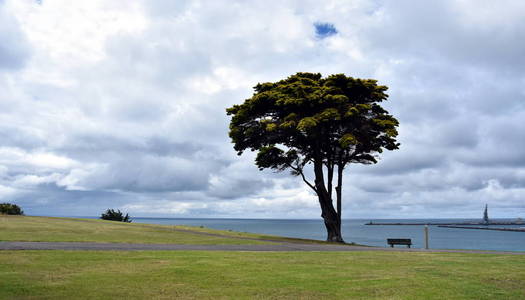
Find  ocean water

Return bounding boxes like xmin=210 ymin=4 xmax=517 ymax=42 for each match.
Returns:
xmin=132 ymin=218 xmax=525 ymax=252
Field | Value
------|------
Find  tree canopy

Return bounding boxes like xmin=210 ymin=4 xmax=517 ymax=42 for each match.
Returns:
xmin=100 ymin=209 xmax=132 ymax=223
xmin=0 ymin=203 xmax=24 ymax=215
xmin=227 ymin=72 xmax=399 ymax=242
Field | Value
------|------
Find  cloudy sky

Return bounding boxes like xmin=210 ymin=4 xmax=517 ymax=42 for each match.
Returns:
xmin=1 ymin=0 xmax=524 ymax=219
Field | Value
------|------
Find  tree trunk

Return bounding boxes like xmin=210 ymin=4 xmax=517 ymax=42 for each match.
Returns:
xmin=335 ymin=161 xmax=343 ymax=238
xmin=318 ymin=192 xmax=344 ymax=243
xmin=314 ymin=159 xmax=344 ymax=243
xmin=327 ymin=162 xmax=334 ymax=199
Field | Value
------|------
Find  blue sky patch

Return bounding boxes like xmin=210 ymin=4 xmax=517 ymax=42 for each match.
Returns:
xmin=314 ymin=22 xmax=337 ymax=38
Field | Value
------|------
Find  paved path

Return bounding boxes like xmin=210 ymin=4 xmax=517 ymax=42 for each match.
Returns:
xmin=1 ymin=241 xmax=524 ymax=255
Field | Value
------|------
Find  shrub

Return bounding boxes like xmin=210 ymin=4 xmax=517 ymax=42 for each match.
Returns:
xmin=100 ymin=209 xmax=132 ymax=222
xmin=0 ymin=203 xmax=24 ymax=215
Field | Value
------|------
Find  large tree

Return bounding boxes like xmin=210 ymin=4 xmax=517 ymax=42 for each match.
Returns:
xmin=227 ymin=73 xmax=400 ymax=242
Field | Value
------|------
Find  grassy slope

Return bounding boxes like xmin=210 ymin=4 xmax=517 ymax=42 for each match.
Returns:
xmin=0 ymin=215 xmax=274 ymax=245
xmin=0 ymin=215 xmax=347 ymax=245
xmin=1 ymin=216 xmax=524 ymax=299
xmin=1 ymin=250 xmax=524 ymax=299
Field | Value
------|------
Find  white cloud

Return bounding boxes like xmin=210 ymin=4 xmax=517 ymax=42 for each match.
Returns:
xmin=0 ymin=0 xmax=523 ymax=219
xmin=0 ymin=1 xmax=30 ymax=70
xmin=124 ymin=201 xmax=208 ymax=215
xmin=12 ymin=173 xmax=62 ymax=187
xmin=0 ymin=184 xmax=17 ymax=199
xmin=9 ymin=0 xmax=147 ymax=65
xmin=0 ymin=147 xmax=78 ymax=171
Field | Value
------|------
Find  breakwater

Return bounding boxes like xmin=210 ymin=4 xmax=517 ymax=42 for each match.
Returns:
xmin=437 ymin=225 xmax=525 ymax=232
xmin=365 ymin=221 xmax=525 ymax=226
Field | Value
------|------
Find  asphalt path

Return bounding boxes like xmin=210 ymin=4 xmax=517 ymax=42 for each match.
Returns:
xmin=1 ymin=241 xmax=524 ymax=255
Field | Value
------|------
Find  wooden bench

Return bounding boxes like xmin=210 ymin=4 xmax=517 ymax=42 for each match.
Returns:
xmin=387 ymin=238 xmax=412 ymax=248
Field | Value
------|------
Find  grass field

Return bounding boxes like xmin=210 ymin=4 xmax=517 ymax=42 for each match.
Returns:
xmin=1 ymin=250 xmax=524 ymax=299
xmin=1 ymin=216 xmax=524 ymax=299
xmin=0 ymin=215 xmax=337 ymax=245
xmin=0 ymin=215 xmax=275 ymax=245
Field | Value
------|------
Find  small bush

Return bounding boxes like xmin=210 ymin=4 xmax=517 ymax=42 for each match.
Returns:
xmin=100 ymin=209 xmax=131 ymax=222
xmin=0 ymin=203 xmax=24 ymax=215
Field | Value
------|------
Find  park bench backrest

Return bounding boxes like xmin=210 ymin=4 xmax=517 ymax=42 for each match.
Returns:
xmin=387 ymin=238 xmax=412 ymax=245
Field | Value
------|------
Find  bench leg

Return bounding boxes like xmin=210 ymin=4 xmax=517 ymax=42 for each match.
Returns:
xmin=408 ymin=245 xmax=411 ymax=248
xmin=390 ymin=244 xmax=394 ymax=248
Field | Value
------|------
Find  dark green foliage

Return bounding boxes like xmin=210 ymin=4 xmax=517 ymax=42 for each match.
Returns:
xmin=100 ymin=209 xmax=132 ymax=223
xmin=227 ymin=72 xmax=399 ymax=166
xmin=227 ymin=72 xmax=400 ymax=242
xmin=0 ymin=203 xmax=24 ymax=215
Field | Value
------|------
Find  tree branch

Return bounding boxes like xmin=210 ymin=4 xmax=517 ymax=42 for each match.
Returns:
xmin=288 ymin=163 xmax=317 ymax=193
xmin=299 ymin=169 xmax=318 ymax=193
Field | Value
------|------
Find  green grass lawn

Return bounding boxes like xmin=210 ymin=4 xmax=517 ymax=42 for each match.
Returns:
xmin=0 ymin=215 xmax=347 ymax=245
xmin=1 ymin=216 xmax=524 ymax=299
xmin=0 ymin=215 xmax=273 ymax=245
xmin=1 ymin=250 xmax=524 ymax=299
